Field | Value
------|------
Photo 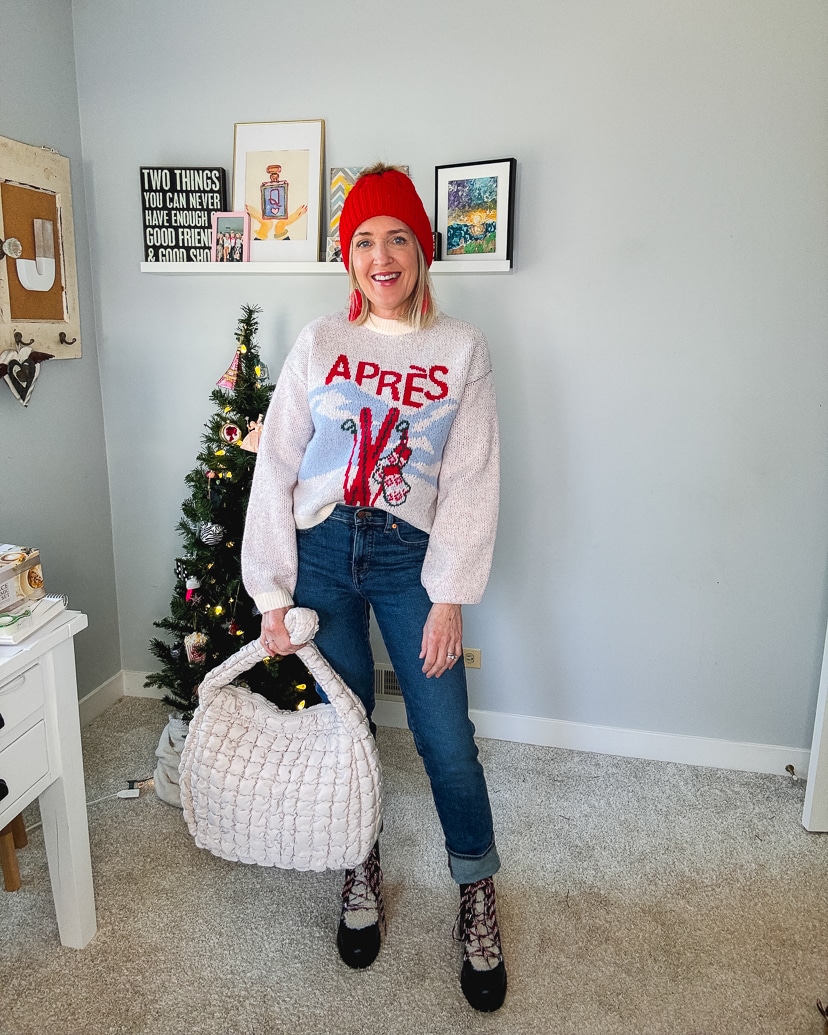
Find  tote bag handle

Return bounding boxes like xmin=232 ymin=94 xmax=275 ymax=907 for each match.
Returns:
xmin=196 ymin=607 xmax=371 ymax=738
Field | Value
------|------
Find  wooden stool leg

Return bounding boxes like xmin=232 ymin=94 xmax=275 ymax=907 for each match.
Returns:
xmin=10 ymin=814 xmax=27 ymax=849
xmin=0 ymin=823 xmax=21 ymax=892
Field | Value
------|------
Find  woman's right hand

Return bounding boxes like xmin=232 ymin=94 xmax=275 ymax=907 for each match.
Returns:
xmin=260 ymin=606 xmax=306 ymax=656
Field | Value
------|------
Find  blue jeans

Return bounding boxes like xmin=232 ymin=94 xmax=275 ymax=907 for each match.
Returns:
xmin=294 ymin=504 xmax=500 ymax=884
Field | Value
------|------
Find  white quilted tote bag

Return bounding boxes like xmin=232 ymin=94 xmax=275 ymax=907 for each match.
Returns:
xmin=179 ymin=607 xmax=382 ymax=872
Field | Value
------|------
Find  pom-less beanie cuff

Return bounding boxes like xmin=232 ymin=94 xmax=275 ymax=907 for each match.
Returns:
xmin=339 ymin=169 xmax=434 ymax=270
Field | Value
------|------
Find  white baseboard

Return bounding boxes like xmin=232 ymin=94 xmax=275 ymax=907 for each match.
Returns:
xmin=123 ymin=670 xmax=165 ymax=699
xmin=372 ymin=698 xmax=810 ymax=778
xmin=83 ymin=672 xmax=809 ymax=777
xmin=78 ymin=671 xmax=125 ymax=727
xmin=78 ymin=669 xmax=165 ymax=727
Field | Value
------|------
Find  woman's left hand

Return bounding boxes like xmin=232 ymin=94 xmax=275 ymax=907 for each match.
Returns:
xmin=420 ymin=603 xmax=463 ymax=678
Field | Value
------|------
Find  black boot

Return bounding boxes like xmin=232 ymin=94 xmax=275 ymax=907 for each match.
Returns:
xmin=454 ymin=877 xmax=507 ymax=1012
xmin=336 ymin=843 xmax=384 ymax=969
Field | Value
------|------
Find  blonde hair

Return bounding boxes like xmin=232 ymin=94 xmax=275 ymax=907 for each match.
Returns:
xmin=346 ymin=162 xmax=438 ymax=331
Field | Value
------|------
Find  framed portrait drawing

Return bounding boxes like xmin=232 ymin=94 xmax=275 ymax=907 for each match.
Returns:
xmin=0 ymin=134 xmax=81 ymax=361
xmin=232 ymin=120 xmax=325 ymax=262
xmin=211 ymin=212 xmax=250 ymax=263
xmin=434 ymin=158 xmax=516 ymax=265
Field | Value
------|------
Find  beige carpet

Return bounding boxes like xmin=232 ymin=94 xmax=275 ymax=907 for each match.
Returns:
xmin=2 ymin=696 xmax=827 ymax=1035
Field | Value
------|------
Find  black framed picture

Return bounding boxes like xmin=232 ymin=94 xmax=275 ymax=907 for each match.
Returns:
xmin=434 ymin=158 xmax=516 ymax=265
xmin=139 ymin=166 xmax=226 ymax=262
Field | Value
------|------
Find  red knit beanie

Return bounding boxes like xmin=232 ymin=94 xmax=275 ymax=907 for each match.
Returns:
xmin=339 ymin=168 xmax=434 ymax=270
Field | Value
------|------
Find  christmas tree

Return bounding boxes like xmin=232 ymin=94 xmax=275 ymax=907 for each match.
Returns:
xmin=145 ymin=304 xmax=317 ymax=721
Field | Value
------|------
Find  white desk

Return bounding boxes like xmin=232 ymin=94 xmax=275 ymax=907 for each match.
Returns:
xmin=0 ymin=611 xmax=96 ymax=947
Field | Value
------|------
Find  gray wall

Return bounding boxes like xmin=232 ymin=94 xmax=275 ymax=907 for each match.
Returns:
xmin=72 ymin=0 xmax=828 ymax=749
xmin=0 ymin=0 xmax=120 ymax=696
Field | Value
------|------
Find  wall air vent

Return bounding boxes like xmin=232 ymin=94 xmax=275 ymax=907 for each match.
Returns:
xmin=374 ymin=663 xmax=402 ymax=698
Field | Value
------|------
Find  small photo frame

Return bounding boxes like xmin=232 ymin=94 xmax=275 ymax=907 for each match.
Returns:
xmin=232 ymin=120 xmax=325 ymax=262
xmin=434 ymin=158 xmax=516 ymax=265
xmin=211 ymin=212 xmax=250 ymax=263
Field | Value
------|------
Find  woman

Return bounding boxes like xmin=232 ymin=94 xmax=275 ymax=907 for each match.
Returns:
xmin=241 ymin=164 xmax=505 ymax=1012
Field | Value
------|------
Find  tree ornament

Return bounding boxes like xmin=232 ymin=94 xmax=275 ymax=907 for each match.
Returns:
xmin=170 ymin=643 xmax=182 ymax=660
xmin=175 ymin=559 xmax=189 ymax=580
xmin=216 ymin=350 xmax=240 ymax=390
xmin=184 ymin=631 xmax=208 ymax=664
xmin=220 ymin=422 xmax=242 ymax=444
xmin=240 ymin=414 xmax=264 ymax=453
xmin=199 ymin=523 xmax=226 ymax=545
xmin=185 ymin=576 xmax=201 ymax=602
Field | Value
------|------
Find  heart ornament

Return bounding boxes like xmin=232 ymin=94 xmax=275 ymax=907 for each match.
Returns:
xmin=0 ymin=345 xmax=41 ymax=406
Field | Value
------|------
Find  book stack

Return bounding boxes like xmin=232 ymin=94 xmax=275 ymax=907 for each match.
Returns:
xmin=0 ymin=594 xmax=68 ymax=645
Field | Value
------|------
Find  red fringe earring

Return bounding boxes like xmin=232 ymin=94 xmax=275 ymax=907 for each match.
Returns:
xmin=421 ymin=287 xmax=430 ymax=316
xmin=348 ymin=289 xmax=363 ymax=322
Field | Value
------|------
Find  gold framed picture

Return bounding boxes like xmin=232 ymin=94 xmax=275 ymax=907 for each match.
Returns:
xmin=232 ymin=120 xmax=325 ymax=262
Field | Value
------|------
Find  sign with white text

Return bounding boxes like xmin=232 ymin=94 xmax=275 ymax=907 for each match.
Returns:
xmin=140 ymin=167 xmax=227 ymax=262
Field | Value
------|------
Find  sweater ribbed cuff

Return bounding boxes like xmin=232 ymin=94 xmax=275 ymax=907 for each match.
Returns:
xmin=253 ymin=589 xmax=295 ymax=613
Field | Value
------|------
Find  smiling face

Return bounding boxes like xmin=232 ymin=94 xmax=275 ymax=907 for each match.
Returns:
xmin=350 ymin=215 xmax=420 ymax=320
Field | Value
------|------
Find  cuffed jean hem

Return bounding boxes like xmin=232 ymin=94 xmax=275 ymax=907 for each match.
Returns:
xmin=448 ymin=839 xmax=501 ymax=885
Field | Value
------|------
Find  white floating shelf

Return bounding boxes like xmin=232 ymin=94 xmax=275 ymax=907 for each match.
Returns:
xmin=140 ymin=260 xmax=512 ymax=275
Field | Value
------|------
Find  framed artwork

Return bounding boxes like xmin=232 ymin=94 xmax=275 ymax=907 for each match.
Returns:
xmin=434 ymin=158 xmax=516 ymax=265
xmin=326 ymin=165 xmax=410 ymax=262
xmin=232 ymin=120 xmax=325 ymax=262
xmin=211 ymin=212 xmax=250 ymax=263
xmin=0 ymin=134 xmax=81 ymax=361
xmin=327 ymin=166 xmax=363 ymax=261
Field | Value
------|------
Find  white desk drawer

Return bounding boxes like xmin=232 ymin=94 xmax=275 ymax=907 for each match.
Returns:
xmin=0 ymin=720 xmax=49 ymax=816
xmin=0 ymin=662 xmax=44 ymax=747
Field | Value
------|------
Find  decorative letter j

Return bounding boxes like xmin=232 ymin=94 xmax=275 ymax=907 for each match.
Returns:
xmin=15 ymin=219 xmax=56 ymax=292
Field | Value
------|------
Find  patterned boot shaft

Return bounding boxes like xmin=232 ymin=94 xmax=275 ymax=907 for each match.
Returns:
xmin=454 ymin=877 xmax=508 ymax=1012
xmin=341 ymin=842 xmax=385 ymax=932
xmin=454 ymin=877 xmax=503 ymax=971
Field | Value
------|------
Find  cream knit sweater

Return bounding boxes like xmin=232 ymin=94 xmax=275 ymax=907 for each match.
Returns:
xmin=241 ymin=310 xmax=499 ymax=610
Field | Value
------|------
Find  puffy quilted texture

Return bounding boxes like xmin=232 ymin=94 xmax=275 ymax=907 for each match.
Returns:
xmin=179 ymin=608 xmax=382 ymax=871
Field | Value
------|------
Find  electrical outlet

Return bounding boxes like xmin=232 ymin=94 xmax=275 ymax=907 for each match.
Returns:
xmin=464 ymin=648 xmax=481 ymax=669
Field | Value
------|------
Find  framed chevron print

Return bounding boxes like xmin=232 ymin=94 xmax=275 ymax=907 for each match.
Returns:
xmin=232 ymin=120 xmax=325 ymax=262
xmin=329 ymin=167 xmax=363 ymax=237
xmin=326 ymin=165 xmax=409 ymax=262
